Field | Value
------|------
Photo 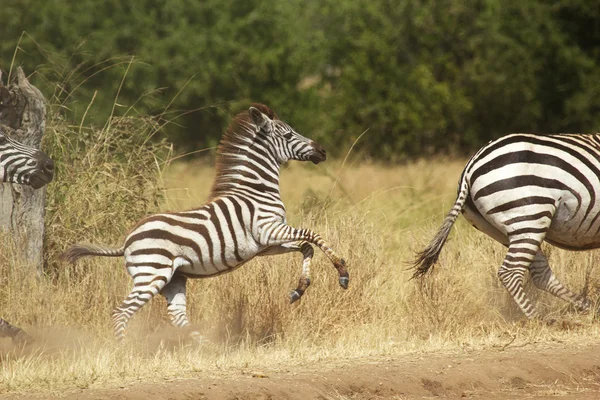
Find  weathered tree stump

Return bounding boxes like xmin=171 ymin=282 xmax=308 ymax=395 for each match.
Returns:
xmin=0 ymin=67 xmax=48 ymax=274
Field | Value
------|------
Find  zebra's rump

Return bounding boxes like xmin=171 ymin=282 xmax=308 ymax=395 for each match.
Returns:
xmin=461 ymin=133 xmax=600 ymax=249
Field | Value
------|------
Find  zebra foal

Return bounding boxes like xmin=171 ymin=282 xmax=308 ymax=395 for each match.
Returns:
xmin=0 ymin=127 xmax=54 ymax=342
xmin=63 ymin=104 xmax=349 ymax=341
xmin=414 ymin=133 xmax=600 ymax=319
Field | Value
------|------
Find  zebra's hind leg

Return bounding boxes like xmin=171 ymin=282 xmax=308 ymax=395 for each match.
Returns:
xmin=529 ymin=252 xmax=591 ymax=312
xmin=497 ymin=235 xmax=547 ymax=319
xmin=112 ymin=271 xmax=170 ymax=341
xmin=159 ymin=273 xmax=204 ymax=343
xmin=0 ymin=318 xmax=32 ymax=344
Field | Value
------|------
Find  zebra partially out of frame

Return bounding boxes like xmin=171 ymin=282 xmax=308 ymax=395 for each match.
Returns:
xmin=413 ymin=133 xmax=600 ymax=319
xmin=63 ymin=104 xmax=349 ymax=341
xmin=0 ymin=128 xmax=55 ymax=342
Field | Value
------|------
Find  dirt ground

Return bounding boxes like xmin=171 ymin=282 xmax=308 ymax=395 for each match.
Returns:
xmin=2 ymin=342 xmax=600 ymax=400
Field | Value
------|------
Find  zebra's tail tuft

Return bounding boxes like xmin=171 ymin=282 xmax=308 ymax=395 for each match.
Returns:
xmin=61 ymin=244 xmax=125 ymax=264
xmin=412 ymin=175 xmax=469 ymax=279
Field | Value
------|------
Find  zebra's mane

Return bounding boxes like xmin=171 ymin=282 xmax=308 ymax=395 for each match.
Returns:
xmin=209 ymin=103 xmax=278 ymax=200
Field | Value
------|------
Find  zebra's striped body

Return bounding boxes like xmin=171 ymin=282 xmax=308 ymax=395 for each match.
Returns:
xmin=414 ymin=133 xmax=600 ymax=318
xmin=63 ymin=104 xmax=348 ymax=341
xmin=0 ymin=127 xmax=54 ymax=343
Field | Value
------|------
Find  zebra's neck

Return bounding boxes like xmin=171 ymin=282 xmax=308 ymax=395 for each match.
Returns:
xmin=209 ymin=131 xmax=283 ymax=203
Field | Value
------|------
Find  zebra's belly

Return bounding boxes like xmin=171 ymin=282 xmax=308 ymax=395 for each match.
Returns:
xmin=176 ymin=239 xmax=266 ymax=277
xmin=545 ymin=226 xmax=600 ymax=250
xmin=544 ymin=199 xmax=600 ymax=249
xmin=545 ymin=235 xmax=600 ymax=250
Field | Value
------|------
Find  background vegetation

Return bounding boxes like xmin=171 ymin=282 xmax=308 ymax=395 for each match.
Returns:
xmin=1 ymin=0 xmax=599 ymax=160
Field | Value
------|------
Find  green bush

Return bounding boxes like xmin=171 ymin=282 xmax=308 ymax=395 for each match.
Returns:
xmin=1 ymin=0 xmax=599 ymax=160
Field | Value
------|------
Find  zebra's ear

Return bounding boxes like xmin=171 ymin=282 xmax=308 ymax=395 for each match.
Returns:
xmin=249 ymin=107 xmax=269 ymax=130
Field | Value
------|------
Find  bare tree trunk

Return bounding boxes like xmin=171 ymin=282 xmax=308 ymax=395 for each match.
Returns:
xmin=0 ymin=67 xmax=48 ymax=275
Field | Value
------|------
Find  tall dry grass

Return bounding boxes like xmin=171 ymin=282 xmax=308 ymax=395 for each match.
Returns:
xmin=0 ymin=54 xmax=599 ymax=389
xmin=2 ymin=153 xmax=600 ymax=393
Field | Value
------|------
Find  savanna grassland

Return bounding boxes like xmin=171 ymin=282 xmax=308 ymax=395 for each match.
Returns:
xmin=2 ymin=1 xmax=600 ymax=396
xmin=2 ymin=140 xmax=600 ymax=398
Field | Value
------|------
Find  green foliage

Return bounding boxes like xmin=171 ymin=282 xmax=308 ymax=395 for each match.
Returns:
xmin=311 ymin=0 xmax=600 ymax=158
xmin=1 ymin=0 xmax=600 ymax=160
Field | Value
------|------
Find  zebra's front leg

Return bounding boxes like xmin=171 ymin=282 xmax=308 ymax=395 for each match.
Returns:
xmin=0 ymin=318 xmax=32 ymax=344
xmin=529 ymin=252 xmax=591 ymax=312
xmin=290 ymin=242 xmax=314 ymax=303
xmin=261 ymin=223 xmax=349 ymax=290
xmin=257 ymin=241 xmax=314 ymax=303
xmin=159 ymin=273 xmax=204 ymax=342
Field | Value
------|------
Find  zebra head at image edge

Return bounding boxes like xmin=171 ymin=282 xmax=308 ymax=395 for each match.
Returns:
xmin=0 ymin=128 xmax=54 ymax=344
xmin=0 ymin=129 xmax=54 ymax=188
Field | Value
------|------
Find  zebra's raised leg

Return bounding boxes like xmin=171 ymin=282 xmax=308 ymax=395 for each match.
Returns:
xmin=290 ymin=242 xmax=314 ymax=303
xmin=529 ymin=252 xmax=591 ymax=312
xmin=0 ymin=318 xmax=32 ymax=343
xmin=159 ymin=273 xmax=203 ymax=342
xmin=261 ymin=223 xmax=349 ymax=290
xmin=112 ymin=272 xmax=170 ymax=341
xmin=497 ymin=234 xmax=547 ymax=319
xmin=259 ymin=241 xmax=314 ymax=303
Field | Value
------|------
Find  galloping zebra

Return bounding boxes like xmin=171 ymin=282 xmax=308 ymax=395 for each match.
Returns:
xmin=62 ymin=104 xmax=349 ymax=341
xmin=413 ymin=133 xmax=600 ymax=319
xmin=0 ymin=128 xmax=55 ymax=342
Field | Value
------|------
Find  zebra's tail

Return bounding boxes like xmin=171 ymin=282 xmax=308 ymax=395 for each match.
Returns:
xmin=412 ymin=173 xmax=470 ymax=278
xmin=61 ymin=243 xmax=125 ymax=264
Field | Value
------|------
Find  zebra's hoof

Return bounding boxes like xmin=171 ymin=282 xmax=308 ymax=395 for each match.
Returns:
xmin=339 ymin=276 xmax=349 ymax=289
xmin=189 ymin=331 xmax=208 ymax=345
xmin=579 ymin=298 xmax=592 ymax=312
xmin=289 ymin=290 xmax=303 ymax=304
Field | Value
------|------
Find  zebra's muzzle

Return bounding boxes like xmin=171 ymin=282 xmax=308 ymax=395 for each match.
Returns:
xmin=28 ymin=153 xmax=55 ymax=189
xmin=309 ymin=141 xmax=327 ymax=164
xmin=28 ymin=173 xmax=52 ymax=189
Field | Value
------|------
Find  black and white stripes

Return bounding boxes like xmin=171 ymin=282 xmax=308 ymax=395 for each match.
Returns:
xmin=414 ymin=133 xmax=599 ymax=318
xmin=63 ymin=104 xmax=349 ymax=341
xmin=0 ymin=128 xmax=54 ymax=343
xmin=0 ymin=128 xmax=54 ymax=189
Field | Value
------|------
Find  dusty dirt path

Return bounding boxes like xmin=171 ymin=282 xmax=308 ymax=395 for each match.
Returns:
xmin=3 ymin=342 xmax=600 ymax=399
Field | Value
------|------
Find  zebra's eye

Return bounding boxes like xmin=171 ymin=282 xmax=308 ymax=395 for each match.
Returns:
xmin=283 ymin=132 xmax=293 ymax=139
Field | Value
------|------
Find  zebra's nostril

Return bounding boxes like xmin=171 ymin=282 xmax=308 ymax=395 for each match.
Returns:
xmin=45 ymin=159 xmax=54 ymax=171
xmin=310 ymin=141 xmax=326 ymax=154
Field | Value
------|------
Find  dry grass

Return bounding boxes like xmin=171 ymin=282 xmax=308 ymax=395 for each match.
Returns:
xmin=2 ymin=155 xmax=600 ymax=393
